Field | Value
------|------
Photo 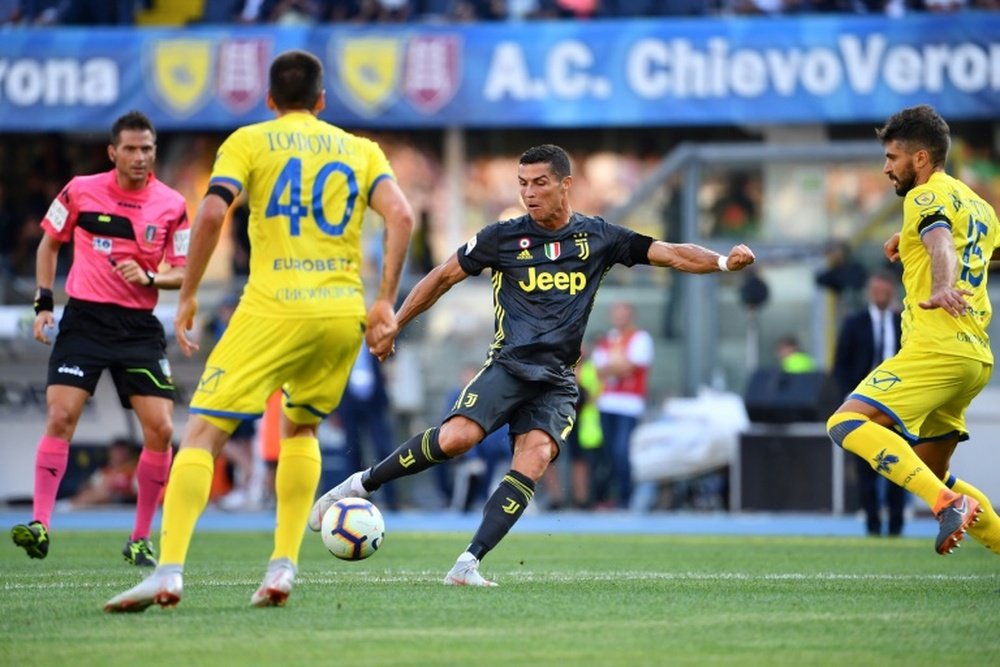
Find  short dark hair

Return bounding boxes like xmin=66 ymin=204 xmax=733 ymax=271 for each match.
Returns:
xmin=110 ymin=110 xmax=155 ymax=145
xmin=519 ymin=144 xmax=572 ymax=179
xmin=870 ymin=271 xmax=896 ymax=285
xmin=875 ymin=105 xmax=951 ymax=168
xmin=777 ymin=334 xmax=800 ymax=348
xmin=269 ymin=50 xmax=323 ymax=111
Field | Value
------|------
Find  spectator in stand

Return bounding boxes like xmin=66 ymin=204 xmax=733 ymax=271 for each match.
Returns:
xmin=710 ymin=173 xmax=760 ymax=238
xmin=67 ymin=438 xmax=141 ymax=509
xmin=924 ymin=0 xmax=966 ymax=10
xmin=235 ymin=0 xmax=331 ymax=23
xmin=775 ymin=334 xmax=817 ymax=373
xmin=451 ymin=0 xmax=509 ymax=20
xmin=616 ymin=0 xmax=705 ymax=16
xmin=328 ymin=0 xmax=410 ymax=22
xmin=198 ymin=0 xmax=245 ymax=22
xmin=21 ymin=0 xmax=137 ymax=24
xmin=592 ymin=302 xmax=654 ymax=509
xmin=552 ymin=0 xmax=599 ymax=17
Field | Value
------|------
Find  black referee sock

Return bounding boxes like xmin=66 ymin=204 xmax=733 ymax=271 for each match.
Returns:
xmin=362 ymin=427 xmax=449 ymax=491
xmin=467 ymin=470 xmax=535 ymax=561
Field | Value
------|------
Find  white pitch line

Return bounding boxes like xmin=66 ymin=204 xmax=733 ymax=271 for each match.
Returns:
xmin=3 ymin=570 xmax=995 ymax=591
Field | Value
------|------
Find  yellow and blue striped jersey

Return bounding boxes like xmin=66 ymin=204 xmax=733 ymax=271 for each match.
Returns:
xmin=210 ymin=111 xmax=394 ymax=318
xmin=898 ymin=171 xmax=999 ymax=364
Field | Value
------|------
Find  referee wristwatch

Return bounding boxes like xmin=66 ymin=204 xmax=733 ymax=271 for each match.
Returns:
xmin=145 ymin=270 xmax=156 ymax=287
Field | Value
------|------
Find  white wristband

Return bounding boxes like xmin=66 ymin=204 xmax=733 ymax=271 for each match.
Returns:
xmin=717 ymin=255 xmax=730 ymax=272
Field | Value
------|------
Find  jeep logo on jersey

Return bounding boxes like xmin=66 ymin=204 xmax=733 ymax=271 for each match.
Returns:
xmin=517 ymin=267 xmax=586 ymax=295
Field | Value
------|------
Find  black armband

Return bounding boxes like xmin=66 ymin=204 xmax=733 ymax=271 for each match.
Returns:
xmin=34 ymin=287 xmax=54 ymax=314
xmin=206 ymin=184 xmax=236 ymax=207
xmin=917 ymin=213 xmax=951 ymax=235
xmin=630 ymin=234 xmax=655 ymax=265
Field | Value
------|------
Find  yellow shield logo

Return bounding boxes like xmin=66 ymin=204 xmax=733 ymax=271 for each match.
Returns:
xmin=333 ymin=36 xmax=401 ymax=116
xmin=147 ymin=39 xmax=214 ymax=117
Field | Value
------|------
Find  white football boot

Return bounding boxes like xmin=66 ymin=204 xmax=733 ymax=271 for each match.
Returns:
xmin=104 ymin=566 xmax=183 ymax=612
xmin=443 ymin=552 xmax=497 ymax=587
xmin=250 ymin=558 xmax=297 ymax=608
xmin=308 ymin=471 xmax=370 ymax=531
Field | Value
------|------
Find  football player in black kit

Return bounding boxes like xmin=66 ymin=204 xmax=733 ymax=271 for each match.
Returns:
xmin=310 ymin=144 xmax=756 ymax=585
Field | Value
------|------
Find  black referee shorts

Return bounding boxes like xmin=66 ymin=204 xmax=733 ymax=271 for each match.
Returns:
xmin=47 ymin=298 xmax=175 ymax=408
xmin=446 ymin=361 xmax=578 ymax=458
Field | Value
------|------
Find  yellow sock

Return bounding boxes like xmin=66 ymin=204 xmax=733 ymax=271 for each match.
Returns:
xmin=947 ymin=474 xmax=1000 ymax=555
xmin=159 ymin=448 xmax=214 ymax=566
xmin=828 ymin=412 xmax=954 ymax=511
xmin=271 ymin=436 xmax=321 ymax=564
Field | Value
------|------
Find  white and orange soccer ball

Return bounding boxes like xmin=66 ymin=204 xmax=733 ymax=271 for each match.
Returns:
xmin=320 ymin=498 xmax=385 ymax=561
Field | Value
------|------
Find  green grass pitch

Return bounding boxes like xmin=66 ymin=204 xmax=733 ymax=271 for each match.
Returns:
xmin=2 ymin=530 xmax=997 ymax=667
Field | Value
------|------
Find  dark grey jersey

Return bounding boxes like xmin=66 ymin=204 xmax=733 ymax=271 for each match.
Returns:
xmin=457 ymin=212 xmax=652 ymax=384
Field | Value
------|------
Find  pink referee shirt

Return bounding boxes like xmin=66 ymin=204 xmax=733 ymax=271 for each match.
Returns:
xmin=41 ymin=170 xmax=189 ymax=311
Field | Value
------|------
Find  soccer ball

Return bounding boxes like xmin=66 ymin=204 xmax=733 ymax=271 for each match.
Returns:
xmin=320 ymin=498 xmax=385 ymax=561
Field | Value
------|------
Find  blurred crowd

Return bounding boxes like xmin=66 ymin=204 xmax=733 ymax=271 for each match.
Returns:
xmin=3 ymin=130 xmax=1000 ymax=298
xmin=1 ymin=0 xmax=997 ymax=26
xmin=0 ymin=132 xmax=662 ymax=292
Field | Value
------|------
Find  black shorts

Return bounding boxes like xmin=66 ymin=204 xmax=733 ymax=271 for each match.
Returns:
xmin=47 ymin=298 xmax=174 ymax=408
xmin=446 ymin=361 xmax=578 ymax=458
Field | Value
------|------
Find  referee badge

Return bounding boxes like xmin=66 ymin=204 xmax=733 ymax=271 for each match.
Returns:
xmin=144 ymin=224 xmax=157 ymax=244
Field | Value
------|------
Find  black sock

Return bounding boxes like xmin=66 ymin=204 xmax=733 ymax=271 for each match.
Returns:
xmin=362 ymin=427 xmax=448 ymax=491
xmin=467 ymin=470 xmax=535 ymax=561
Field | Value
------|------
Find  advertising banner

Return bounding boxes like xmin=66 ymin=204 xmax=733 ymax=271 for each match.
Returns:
xmin=0 ymin=15 xmax=996 ymax=130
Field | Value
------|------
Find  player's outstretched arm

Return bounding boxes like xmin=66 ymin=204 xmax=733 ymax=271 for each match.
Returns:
xmin=919 ymin=226 xmax=971 ymax=316
xmin=175 ymin=190 xmax=232 ymax=356
xmin=376 ymin=252 xmax=468 ymax=348
xmin=367 ymin=178 xmax=415 ymax=359
xmin=369 ymin=253 xmax=468 ymax=361
xmin=647 ymin=241 xmax=755 ymax=273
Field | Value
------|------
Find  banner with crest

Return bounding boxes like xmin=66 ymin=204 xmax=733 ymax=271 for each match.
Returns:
xmin=0 ymin=16 xmax=997 ymax=130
